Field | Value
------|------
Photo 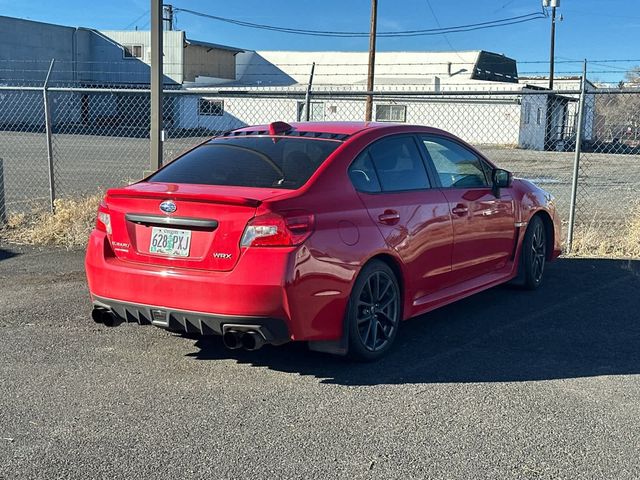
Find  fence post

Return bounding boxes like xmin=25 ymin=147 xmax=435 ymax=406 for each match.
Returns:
xmin=0 ymin=158 xmax=5 ymax=225
xmin=42 ymin=59 xmax=55 ymax=213
xmin=304 ymin=62 xmax=316 ymax=121
xmin=566 ymin=59 xmax=588 ymax=252
xmin=150 ymin=0 xmax=164 ymax=172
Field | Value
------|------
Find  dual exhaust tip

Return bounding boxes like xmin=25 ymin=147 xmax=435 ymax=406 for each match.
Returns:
xmin=222 ymin=329 xmax=266 ymax=351
xmin=92 ymin=307 xmax=115 ymax=326
xmin=92 ymin=307 xmax=267 ymax=351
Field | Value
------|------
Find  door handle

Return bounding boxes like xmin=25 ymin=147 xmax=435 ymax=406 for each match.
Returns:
xmin=378 ymin=210 xmax=400 ymax=225
xmin=451 ymin=204 xmax=469 ymax=216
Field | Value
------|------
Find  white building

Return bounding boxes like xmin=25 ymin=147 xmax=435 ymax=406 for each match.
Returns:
xmin=180 ymin=50 xmax=594 ymax=150
xmin=519 ymin=76 xmax=596 ymax=149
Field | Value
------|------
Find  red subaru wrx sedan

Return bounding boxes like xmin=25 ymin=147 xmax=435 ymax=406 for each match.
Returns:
xmin=85 ymin=121 xmax=561 ymax=360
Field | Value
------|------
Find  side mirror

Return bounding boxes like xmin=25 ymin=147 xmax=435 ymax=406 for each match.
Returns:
xmin=491 ymin=168 xmax=512 ymax=197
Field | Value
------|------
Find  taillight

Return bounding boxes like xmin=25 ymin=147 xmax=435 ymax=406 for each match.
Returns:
xmin=240 ymin=211 xmax=314 ymax=247
xmin=95 ymin=201 xmax=112 ymax=234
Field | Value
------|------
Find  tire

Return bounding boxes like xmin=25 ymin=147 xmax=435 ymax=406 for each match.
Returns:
xmin=520 ymin=215 xmax=547 ymax=290
xmin=347 ymin=260 xmax=401 ymax=361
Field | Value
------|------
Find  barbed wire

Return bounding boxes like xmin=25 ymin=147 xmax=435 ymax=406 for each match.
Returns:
xmin=0 ymin=59 xmax=639 ymax=66
xmin=1 ymin=57 xmax=636 ymax=88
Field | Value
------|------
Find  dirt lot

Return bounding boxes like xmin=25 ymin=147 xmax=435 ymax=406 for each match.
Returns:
xmin=1 ymin=131 xmax=639 ymax=227
xmin=1 ymin=244 xmax=639 ymax=479
xmin=0 ymin=132 xmax=195 ymax=211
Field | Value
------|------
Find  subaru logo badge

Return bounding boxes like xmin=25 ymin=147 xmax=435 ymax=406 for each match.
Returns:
xmin=159 ymin=200 xmax=177 ymax=214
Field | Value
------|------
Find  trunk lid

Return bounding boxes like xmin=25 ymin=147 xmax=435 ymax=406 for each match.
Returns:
xmin=104 ymin=182 xmax=285 ymax=271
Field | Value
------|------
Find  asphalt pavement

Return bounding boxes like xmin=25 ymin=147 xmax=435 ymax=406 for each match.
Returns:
xmin=1 ymin=245 xmax=639 ymax=479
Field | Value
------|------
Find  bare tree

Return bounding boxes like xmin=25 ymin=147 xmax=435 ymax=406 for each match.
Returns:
xmin=624 ymin=67 xmax=640 ymax=85
xmin=595 ymin=66 xmax=640 ymax=143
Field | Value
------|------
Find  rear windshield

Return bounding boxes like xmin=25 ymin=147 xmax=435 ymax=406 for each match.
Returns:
xmin=148 ymin=137 xmax=341 ymax=189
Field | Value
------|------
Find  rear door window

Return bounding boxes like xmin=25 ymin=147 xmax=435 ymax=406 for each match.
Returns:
xmin=149 ymin=137 xmax=340 ymax=189
xmin=367 ymin=136 xmax=431 ymax=192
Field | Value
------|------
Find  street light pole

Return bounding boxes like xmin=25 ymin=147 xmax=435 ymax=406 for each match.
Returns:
xmin=365 ymin=0 xmax=378 ymax=122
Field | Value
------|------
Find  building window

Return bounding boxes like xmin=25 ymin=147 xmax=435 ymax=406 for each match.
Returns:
xmin=375 ymin=104 xmax=407 ymax=122
xmin=536 ymin=107 xmax=542 ymax=125
xmin=297 ymin=101 xmax=324 ymax=121
xmin=123 ymin=45 xmax=143 ymax=59
xmin=524 ymin=103 xmax=531 ymax=124
xmin=199 ymin=99 xmax=224 ymax=116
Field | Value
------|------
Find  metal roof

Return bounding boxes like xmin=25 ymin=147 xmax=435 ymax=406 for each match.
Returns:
xmin=184 ymin=38 xmax=244 ymax=54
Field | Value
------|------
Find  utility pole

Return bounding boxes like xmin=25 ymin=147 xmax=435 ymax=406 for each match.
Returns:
xmin=543 ymin=0 xmax=560 ymax=90
xmin=365 ymin=0 xmax=378 ymax=122
xmin=163 ymin=4 xmax=174 ymax=31
xmin=150 ymin=0 xmax=163 ymax=172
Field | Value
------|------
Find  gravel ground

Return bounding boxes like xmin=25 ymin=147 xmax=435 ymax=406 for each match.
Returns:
xmin=0 ymin=245 xmax=639 ymax=479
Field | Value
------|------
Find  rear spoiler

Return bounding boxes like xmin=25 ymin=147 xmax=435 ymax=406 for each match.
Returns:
xmin=106 ymin=188 xmax=262 ymax=208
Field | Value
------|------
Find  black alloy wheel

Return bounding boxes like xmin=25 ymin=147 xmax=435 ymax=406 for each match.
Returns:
xmin=347 ymin=260 xmax=401 ymax=361
xmin=522 ymin=215 xmax=547 ymax=290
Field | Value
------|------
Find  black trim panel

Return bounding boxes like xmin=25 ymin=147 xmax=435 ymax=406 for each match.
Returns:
xmin=92 ymin=295 xmax=290 ymax=344
xmin=125 ymin=213 xmax=219 ymax=229
xmin=220 ymin=130 xmax=349 ymax=141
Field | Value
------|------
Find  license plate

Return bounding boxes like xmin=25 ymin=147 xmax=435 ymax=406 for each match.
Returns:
xmin=149 ymin=227 xmax=191 ymax=257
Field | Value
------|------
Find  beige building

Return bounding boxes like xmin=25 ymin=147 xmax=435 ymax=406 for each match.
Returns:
xmin=99 ymin=30 xmax=243 ymax=85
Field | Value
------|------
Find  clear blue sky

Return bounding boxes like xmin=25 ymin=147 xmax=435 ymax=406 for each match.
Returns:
xmin=2 ymin=0 xmax=638 ymax=82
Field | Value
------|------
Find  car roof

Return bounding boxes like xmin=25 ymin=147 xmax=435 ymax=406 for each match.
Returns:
xmin=232 ymin=121 xmax=443 ymax=137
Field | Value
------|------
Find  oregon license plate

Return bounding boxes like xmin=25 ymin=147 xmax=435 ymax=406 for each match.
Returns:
xmin=149 ymin=227 xmax=191 ymax=257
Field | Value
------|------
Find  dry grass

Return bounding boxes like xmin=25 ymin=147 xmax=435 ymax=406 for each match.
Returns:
xmin=1 ymin=194 xmax=102 ymax=249
xmin=569 ymin=204 xmax=640 ymax=258
xmin=1 ymin=193 xmax=639 ymax=258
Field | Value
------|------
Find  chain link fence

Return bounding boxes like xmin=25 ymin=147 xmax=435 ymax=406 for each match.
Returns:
xmin=1 ymin=83 xmax=639 ymax=256
xmin=570 ymin=90 xmax=640 ymax=255
xmin=0 ymin=88 xmax=50 ymax=221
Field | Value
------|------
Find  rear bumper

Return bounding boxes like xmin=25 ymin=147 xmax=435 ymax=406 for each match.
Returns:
xmin=86 ymin=230 xmax=354 ymax=342
xmin=92 ymin=295 xmax=290 ymax=344
xmin=86 ymin=229 xmax=294 ymax=335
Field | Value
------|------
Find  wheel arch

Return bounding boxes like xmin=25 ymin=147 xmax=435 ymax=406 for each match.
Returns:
xmin=362 ymin=252 xmax=407 ymax=317
xmin=308 ymin=251 xmax=406 ymax=356
xmin=530 ymin=209 xmax=555 ymax=261
xmin=366 ymin=252 xmax=403 ymax=287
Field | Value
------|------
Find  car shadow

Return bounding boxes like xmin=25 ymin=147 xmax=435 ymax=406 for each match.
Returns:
xmin=0 ymin=247 xmax=19 ymax=262
xmin=186 ymin=258 xmax=640 ymax=385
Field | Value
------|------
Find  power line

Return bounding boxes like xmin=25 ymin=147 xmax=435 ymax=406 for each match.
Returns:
xmin=424 ymin=0 xmax=466 ymax=64
xmin=123 ymin=10 xmax=150 ymax=30
xmin=172 ymin=8 xmax=546 ymax=38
